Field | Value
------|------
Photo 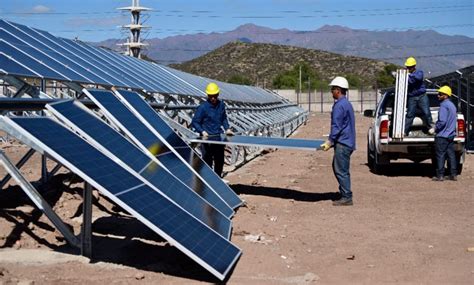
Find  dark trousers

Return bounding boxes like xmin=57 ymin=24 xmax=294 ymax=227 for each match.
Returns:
xmin=201 ymin=143 xmax=225 ymax=177
xmin=332 ymin=143 xmax=353 ymax=199
xmin=434 ymin=136 xmax=457 ymax=177
xmin=404 ymin=94 xmax=433 ymax=135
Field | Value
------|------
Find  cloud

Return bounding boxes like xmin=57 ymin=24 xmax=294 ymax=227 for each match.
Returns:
xmin=65 ymin=16 xmax=127 ymax=28
xmin=31 ymin=5 xmax=52 ymax=13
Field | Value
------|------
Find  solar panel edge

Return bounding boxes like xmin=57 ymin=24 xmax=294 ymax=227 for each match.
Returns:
xmin=45 ymin=100 xmax=233 ymax=239
xmin=1 ymin=116 xmax=241 ymax=280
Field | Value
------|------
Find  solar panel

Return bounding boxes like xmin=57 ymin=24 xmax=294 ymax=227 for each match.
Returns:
xmin=0 ymin=19 xmax=284 ymax=103
xmin=114 ymin=89 xmax=243 ymax=209
xmin=189 ymin=135 xmax=325 ymax=150
xmin=83 ymin=89 xmax=235 ymax=217
xmin=1 ymin=116 xmax=241 ymax=280
xmin=47 ymin=100 xmax=232 ymax=238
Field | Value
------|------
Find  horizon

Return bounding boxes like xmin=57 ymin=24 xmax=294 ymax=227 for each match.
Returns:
xmin=1 ymin=0 xmax=473 ymax=42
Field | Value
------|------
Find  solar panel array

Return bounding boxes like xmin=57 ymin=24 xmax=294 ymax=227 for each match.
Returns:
xmin=0 ymin=19 xmax=282 ymax=104
xmin=1 ymin=116 xmax=241 ymax=280
xmin=47 ymin=100 xmax=232 ymax=238
xmin=84 ymin=89 xmax=239 ymax=215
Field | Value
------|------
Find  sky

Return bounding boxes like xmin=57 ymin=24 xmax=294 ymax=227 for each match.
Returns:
xmin=1 ymin=0 xmax=473 ymax=42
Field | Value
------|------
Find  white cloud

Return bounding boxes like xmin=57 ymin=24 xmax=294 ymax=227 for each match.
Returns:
xmin=31 ymin=5 xmax=52 ymax=13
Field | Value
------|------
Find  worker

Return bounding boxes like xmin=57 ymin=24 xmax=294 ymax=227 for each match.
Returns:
xmin=432 ymin=85 xmax=458 ymax=181
xmin=403 ymin=57 xmax=435 ymax=136
xmin=191 ymin=82 xmax=234 ymax=177
xmin=320 ymin=76 xmax=356 ymax=206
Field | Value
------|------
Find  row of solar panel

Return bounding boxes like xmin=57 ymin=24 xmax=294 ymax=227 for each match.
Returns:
xmin=0 ymin=19 xmax=281 ymax=104
xmin=0 ymin=89 xmax=248 ymax=280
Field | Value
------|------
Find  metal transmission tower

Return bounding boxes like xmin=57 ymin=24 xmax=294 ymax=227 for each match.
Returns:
xmin=117 ymin=0 xmax=151 ymax=58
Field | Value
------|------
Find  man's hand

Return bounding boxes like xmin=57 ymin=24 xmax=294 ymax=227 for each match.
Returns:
xmin=202 ymin=131 xmax=209 ymax=139
xmin=225 ymin=129 xmax=234 ymax=136
xmin=320 ymin=140 xmax=332 ymax=151
xmin=428 ymin=128 xmax=435 ymax=135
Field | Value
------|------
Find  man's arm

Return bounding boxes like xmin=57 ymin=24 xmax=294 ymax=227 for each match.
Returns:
xmin=191 ymin=106 xmax=205 ymax=134
xmin=329 ymin=104 xmax=344 ymax=144
xmin=435 ymin=105 xmax=447 ymax=133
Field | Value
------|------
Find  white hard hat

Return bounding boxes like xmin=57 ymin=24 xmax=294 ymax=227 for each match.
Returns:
xmin=329 ymin=76 xmax=349 ymax=89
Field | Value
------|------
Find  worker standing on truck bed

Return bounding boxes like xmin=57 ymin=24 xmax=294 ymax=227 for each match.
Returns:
xmin=403 ymin=57 xmax=435 ymax=136
xmin=320 ymin=76 xmax=356 ymax=206
xmin=432 ymin=85 xmax=458 ymax=181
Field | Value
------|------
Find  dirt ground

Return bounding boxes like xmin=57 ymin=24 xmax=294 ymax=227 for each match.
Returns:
xmin=0 ymin=113 xmax=472 ymax=284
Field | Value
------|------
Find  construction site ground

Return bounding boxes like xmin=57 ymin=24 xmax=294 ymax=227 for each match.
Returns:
xmin=0 ymin=113 xmax=472 ymax=284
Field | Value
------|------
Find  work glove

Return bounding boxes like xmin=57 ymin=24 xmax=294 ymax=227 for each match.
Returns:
xmin=428 ymin=128 xmax=435 ymax=135
xmin=201 ymin=131 xmax=209 ymax=139
xmin=225 ymin=129 xmax=234 ymax=136
xmin=320 ymin=140 xmax=332 ymax=151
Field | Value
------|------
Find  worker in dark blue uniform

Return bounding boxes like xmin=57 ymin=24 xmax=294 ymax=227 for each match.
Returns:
xmin=404 ymin=57 xmax=434 ymax=136
xmin=191 ymin=82 xmax=234 ymax=177
xmin=320 ymin=76 xmax=356 ymax=206
xmin=432 ymin=85 xmax=458 ymax=181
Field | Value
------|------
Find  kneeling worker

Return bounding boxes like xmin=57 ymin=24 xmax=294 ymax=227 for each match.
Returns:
xmin=191 ymin=82 xmax=234 ymax=177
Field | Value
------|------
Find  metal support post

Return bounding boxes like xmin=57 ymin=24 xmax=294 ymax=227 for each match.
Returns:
xmin=81 ymin=182 xmax=93 ymax=258
xmin=41 ymin=155 xmax=48 ymax=184
xmin=0 ymin=148 xmax=35 ymax=189
xmin=0 ymin=151 xmax=80 ymax=247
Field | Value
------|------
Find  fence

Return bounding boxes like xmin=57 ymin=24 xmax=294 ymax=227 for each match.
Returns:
xmin=274 ymin=88 xmax=381 ymax=113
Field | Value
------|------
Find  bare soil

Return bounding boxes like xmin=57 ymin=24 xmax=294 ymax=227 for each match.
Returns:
xmin=0 ymin=113 xmax=472 ymax=284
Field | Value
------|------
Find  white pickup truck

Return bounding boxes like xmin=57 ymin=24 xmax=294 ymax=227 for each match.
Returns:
xmin=365 ymin=88 xmax=466 ymax=174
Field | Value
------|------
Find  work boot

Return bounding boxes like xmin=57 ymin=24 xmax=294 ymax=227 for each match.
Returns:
xmin=333 ymin=198 xmax=353 ymax=206
xmin=432 ymin=176 xmax=444 ymax=181
xmin=447 ymin=175 xmax=457 ymax=181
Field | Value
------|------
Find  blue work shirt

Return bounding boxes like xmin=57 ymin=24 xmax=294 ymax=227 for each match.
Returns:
xmin=435 ymin=99 xmax=457 ymax=138
xmin=407 ymin=69 xmax=426 ymax=97
xmin=329 ymin=96 xmax=356 ymax=150
xmin=191 ymin=99 xmax=229 ymax=136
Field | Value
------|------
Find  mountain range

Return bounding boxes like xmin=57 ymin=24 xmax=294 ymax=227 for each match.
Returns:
xmin=96 ymin=24 xmax=474 ymax=76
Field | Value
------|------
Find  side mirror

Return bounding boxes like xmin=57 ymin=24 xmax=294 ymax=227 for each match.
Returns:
xmin=364 ymin=109 xmax=375 ymax=117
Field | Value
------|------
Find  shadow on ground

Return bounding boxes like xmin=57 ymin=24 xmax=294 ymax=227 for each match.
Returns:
xmin=231 ymin=184 xmax=339 ymax=202
xmin=367 ymin=162 xmax=435 ymax=177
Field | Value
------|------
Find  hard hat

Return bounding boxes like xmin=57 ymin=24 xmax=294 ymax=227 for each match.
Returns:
xmin=438 ymin=85 xmax=452 ymax=96
xmin=405 ymin=57 xmax=417 ymax=67
xmin=205 ymin=82 xmax=220 ymax=96
xmin=329 ymin=76 xmax=349 ymax=89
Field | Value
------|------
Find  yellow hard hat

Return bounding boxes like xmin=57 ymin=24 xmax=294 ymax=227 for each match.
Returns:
xmin=405 ymin=57 xmax=417 ymax=67
xmin=205 ymin=82 xmax=220 ymax=96
xmin=438 ymin=85 xmax=452 ymax=96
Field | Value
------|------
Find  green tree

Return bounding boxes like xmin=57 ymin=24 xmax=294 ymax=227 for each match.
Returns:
xmin=273 ymin=62 xmax=327 ymax=91
xmin=376 ymin=64 xmax=398 ymax=88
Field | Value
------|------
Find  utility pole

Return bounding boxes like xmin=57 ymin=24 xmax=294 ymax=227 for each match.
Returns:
xmin=308 ymin=77 xmax=311 ymax=112
xmin=298 ymin=65 xmax=301 ymax=106
xmin=118 ymin=0 xmax=151 ymax=58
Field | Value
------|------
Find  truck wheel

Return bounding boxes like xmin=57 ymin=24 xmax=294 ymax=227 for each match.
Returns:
xmin=367 ymin=142 xmax=374 ymax=169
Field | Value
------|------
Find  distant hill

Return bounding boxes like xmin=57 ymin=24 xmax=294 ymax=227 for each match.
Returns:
xmin=95 ymin=24 xmax=474 ymax=76
xmin=169 ymin=41 xmax=391 ymax=89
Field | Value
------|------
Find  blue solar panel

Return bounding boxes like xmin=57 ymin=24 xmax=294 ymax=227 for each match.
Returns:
xmin=6 ymin=117 xmax=241 ymax=280
xmin=84 ymin=89 xmax=235 ymax=218
xmin=0 ymin=19 xmax=286 ymax=103
xmin=115 ymin=89 xmax=243 ymax=209
xmin=189 ymin=135 xmax=325 ymax=150
xmin=0 ymin=53 xmax=38 ymax=77
xmin=47 ymin=100 xmax=231 ymax=238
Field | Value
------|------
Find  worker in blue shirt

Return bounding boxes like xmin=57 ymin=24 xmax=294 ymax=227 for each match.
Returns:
xmin=432 ymin=85 xmax=458 ymax=181
xmin=404 ymin=57 xmax=434 ymax=136
xmin=320 ymin=76 xmax=356 ymax=206
xmin=191 ymin=82 xmax=234 ymax=177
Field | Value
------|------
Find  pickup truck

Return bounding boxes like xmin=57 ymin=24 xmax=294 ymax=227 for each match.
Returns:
xmin=365 ymin=88 xmax=466 ymax=174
